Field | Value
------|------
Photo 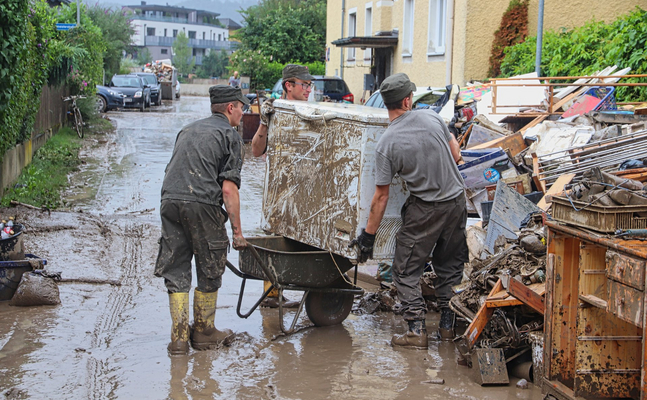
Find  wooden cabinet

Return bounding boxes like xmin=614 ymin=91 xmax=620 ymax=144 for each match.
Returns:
xmin=544 ymin=222 xmax=646 ymax=400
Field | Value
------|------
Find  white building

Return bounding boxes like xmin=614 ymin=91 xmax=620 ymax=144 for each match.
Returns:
xmin=124 ymin=2 xmax=239 ymax=65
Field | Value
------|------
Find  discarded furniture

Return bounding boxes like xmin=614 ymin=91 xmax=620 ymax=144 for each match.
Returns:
xmin=544 ymin=221 xmax=647 ymax=399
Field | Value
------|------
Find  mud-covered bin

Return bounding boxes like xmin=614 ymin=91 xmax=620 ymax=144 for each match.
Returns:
xmin=0 ymin=254 xmax=47 ymax=301
xmin=262 ymin=101 xmax=409 ymax=262
xmin=0 ymin=223 xmax=25 ymax=261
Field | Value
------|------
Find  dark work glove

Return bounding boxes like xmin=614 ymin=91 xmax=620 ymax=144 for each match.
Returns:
xmin=348 ymin=229 xmax=376 ymax=263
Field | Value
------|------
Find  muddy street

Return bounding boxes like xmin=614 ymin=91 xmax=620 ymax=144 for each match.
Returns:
xmin=0 ymin=97 xmax=542 ymax=399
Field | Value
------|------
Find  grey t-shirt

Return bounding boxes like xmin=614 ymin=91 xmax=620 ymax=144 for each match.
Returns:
xmin=161 ymin=113 xmax=244 ymax=207
xmin=374 ymin=109 xmax=464 ymax=202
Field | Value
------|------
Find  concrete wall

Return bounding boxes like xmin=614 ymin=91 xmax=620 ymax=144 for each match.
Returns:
xmin=182 ymin=77 xmax=251 ymax=95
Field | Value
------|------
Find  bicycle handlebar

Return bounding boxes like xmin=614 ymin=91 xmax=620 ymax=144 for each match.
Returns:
xmin=62 ymin=95 xmax=87 ymax=102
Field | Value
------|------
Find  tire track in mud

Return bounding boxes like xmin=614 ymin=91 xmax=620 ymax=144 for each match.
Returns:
xmin=83 ymin=222 xmax=146 ymax=399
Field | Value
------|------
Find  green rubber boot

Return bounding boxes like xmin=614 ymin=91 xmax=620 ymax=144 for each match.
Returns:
xmin=168 ymin=292 xmax=190 ymax=356
xmin=191 ymin=289 xmax=234 ymax=350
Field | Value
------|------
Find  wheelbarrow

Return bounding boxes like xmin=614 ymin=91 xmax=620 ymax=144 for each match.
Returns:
xmin=225 ymin=236 xmax=364 ymax=333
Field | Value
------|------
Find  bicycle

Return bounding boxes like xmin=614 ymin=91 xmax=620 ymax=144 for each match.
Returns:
xmin=62 ymin=95 xmax=86 ymax=138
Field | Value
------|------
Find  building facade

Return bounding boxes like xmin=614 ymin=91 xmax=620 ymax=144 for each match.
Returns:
xmin=326 ymin=0 xmax=642 ymax=103
xmin=124 ymin=2 xmax=239 ymax=65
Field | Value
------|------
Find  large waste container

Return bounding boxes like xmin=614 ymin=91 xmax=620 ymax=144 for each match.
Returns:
xmin=262 ymin=100 xmax=409 ymax=262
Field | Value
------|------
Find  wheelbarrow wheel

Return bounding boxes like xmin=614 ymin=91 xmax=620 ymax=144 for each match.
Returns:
xmin=305 ymin=291 xmax=354 ymax=327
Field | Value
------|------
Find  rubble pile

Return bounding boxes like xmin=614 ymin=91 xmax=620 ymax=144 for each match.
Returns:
xmin=143 ymin=60 xmax=176 ymax=83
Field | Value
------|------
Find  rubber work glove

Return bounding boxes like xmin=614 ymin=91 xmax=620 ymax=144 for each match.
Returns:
xmin=259 ymin=98 xmax=275 ymax=126
xmin=348 ymin=229 xmax=376 ymax=263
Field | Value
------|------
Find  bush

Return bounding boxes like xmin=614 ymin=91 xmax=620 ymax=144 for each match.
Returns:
xmin=500 ymin=7 xmax=647 ymax=101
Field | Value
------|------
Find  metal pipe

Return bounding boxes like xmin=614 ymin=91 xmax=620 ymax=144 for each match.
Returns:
xmin=539 ymin=142 xmax=647 ymax=168
xmin=493 ymin=74 xmax=647 ymax=81
xmin=510 ymin=361 xmax=534 ymax=382
xmin=535 ymin=0 xmax=545 ymax=76
xmin=445 ymin=0 xmax=455 ymax=86
xmin=541 ymin=149 xmax=647 ymax=179
xmin=538 ymin=129 xmax=647 ymax=159
xmin=340 ymin=0 xmax=345 ymax=80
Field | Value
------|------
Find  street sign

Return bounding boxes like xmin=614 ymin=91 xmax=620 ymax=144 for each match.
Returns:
xmin=55 ymin=23 xmax=76 ymax=31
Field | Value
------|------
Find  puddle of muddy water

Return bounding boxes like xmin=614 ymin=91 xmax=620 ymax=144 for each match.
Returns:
xmin=0 ymin=96 xmax=544 ymax=399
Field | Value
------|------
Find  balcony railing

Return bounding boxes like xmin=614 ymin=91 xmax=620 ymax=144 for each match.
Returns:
xmin=144 ymin=36 xmax=238 ymax=51
xmin=131 ymin=14 xmax=224 ymax=28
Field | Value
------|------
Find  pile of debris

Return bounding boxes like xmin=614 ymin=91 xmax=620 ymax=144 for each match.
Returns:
xmin=143 ymin=59 xmax=176 ymax=83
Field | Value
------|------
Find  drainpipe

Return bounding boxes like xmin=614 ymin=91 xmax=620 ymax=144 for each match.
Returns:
xmin=445 ymin=0 xmax=454 ymax=85
xmin=340 ymin=0 xmax=345 ymax=79
xmin=535 ymin=0 xmax=545 ymax=76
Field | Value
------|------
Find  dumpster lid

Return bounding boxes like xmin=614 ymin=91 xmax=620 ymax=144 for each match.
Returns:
xmin=274 ymin=99 xmax=389 ymax=125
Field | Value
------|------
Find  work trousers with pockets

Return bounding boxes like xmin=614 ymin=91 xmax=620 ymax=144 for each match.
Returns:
xmin=155 ymin=200 xmax=230 ymax=293
xmin=392 ymin=194 xmax=468 ymax=321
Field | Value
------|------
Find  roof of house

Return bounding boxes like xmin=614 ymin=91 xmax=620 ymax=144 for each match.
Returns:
xmin=218 ymin=18 xmax=242 ymax=30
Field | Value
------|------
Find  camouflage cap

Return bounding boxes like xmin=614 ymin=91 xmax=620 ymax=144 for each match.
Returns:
xmin=209 ymin=84 xmax=249 ymax=105
xmin=379 ymin=73 xmax=416 ymax=104
xmin=282 ymin=64 xmax=315 ymax=82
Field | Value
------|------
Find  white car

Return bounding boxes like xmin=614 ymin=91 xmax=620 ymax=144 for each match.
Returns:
xmin=175 ymin=81 xmax=181 ymax=99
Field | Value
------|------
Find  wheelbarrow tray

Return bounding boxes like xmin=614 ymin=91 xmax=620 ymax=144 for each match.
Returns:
xmin=239 ymin=236 xmax=354 ymax=288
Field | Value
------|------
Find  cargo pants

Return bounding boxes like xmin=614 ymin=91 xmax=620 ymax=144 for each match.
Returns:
xmin=392 ymin=194 xmax=468 ymax=321
xmin=155 ymin=200 xmax=230 ymax=293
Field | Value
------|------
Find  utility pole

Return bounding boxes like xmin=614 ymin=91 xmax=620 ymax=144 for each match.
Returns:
xmin=535 ymin=0 xmax=545 ymax=76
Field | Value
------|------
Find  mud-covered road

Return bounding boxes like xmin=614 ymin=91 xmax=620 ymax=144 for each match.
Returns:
xmin=0 ymin=97 xmax=543 ymax=399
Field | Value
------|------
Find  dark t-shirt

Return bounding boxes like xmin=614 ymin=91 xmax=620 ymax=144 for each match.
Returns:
xmin=161 ymin=113 xmax=244 ymax=207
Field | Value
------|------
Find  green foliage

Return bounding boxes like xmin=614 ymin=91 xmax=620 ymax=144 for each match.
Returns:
xmin=196 ymin=50 xmax=229 ymax=78
xmin=172 ymin=31 xmax=194 ymax=75
xmin=0 ymin=128 xmax=81 ymax=209
xmin=86 ymin=5 xmax=135 ymax=78
xmin=234 ymin=0 xmax=326 ymax=64
xmin=119 ymin=57 xmax=139 ymax=74
xmin=500 ymin=7 xmax=647 ymax=101
xmin=136 ymin=47 xmax=152 ymax=66
xmin=488 ymin=0 xmax=528 ymax=77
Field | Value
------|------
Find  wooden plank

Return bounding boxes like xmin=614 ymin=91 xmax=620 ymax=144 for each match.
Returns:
xmin=537 ymin=173 xmax=575 ymax=210
xmin=485 ymin=298 xmax=523 ymax=308
xmin=544 ymin=249 xmax=556 ymax=381
xmin=532 ymin=152 xmax=546 ymax=194
xmin=608 ymin=280 xmax=644 ymax=328
xmin=642 ymin=266 xmax=647 ymax=399
xmin=469 ymin=132 xmax=527 ymax=156
xmin=502 ymin=275 xmax=545 ymax=314
xmin=579 ymin=244 xmax=607 ymax=300
xmin=463 ymin=280 xmax=501 ymax=348
xmin=579 ymin=294 xmax=607 ymax=309
xmin=519 ymin=115 xmax=548 ymax=134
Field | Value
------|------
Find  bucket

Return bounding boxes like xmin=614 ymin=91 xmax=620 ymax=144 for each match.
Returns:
xmin=0 ymin=254 xmax=47 ymax=301
xmin=0 ymin=223 xmax=25 ymax=261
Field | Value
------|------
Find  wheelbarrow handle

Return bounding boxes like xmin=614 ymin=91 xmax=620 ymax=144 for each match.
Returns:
xmin=246 ymin=242 xmax=281 ymax=288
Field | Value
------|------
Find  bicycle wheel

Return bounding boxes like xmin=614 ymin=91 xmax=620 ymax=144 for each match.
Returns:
xmin=74 ymin=107 xmax=83 ymax=138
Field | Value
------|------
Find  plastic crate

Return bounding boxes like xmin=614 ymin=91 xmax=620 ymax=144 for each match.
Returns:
xmin=551 ymin=196 xmax=647 ymax=233
xmin=585 ymin=86 xmax=617 ymax=111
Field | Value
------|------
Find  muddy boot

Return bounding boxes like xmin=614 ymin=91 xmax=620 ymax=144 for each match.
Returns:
xmin=190 ymin=289 xmax=234 ymax=350
xmin=391 ymin=319 xmax=428 ymax=349
xmin=168 ymin=292 xmax=190 ymax=356
xmin=438 ymin=308 xmax=455 ymax=341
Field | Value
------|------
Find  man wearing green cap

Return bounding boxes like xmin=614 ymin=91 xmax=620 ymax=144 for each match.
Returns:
xmin=350 ymin=73 xmax=467 ymax=349
xmin=155 ymin=84 xmax=249 ymax=355
xmin=251 ymin=64 xmax=314 ymax=308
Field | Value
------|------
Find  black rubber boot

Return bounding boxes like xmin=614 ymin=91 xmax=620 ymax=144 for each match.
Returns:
xmin=391 ymin=319 xmax=428 ymax=349
xmin=438 ymin=308 xmax=455 ymax=341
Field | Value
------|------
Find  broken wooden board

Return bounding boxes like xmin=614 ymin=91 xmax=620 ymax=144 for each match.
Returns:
xmin=537 ymin=173 xmax=576 ymax=211
xmin=470 ymin=132 xmax=526 ymax=157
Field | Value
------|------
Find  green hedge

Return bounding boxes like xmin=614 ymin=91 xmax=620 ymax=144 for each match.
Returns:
xmin=500 ymin=7 xmax=647 ymax=102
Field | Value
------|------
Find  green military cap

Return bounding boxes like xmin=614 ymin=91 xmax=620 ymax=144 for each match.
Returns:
xmin=379 ymin=73 xmax=416 ymax=104
xmin=209 ymin=84 xmax=250 ymax=105
xmin=282 ymin=64 xmax=315 ymax=81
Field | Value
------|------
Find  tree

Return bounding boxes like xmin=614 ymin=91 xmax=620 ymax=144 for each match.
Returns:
xmin=234 ymin=0 xmax=326 ymax=64
xmin=172 ymin=31 xmax=194 ymax=75
xmin=86 ymin=5 xmax=135 ymax=78
xmin=196 ymin=50 xmax=229 ymax=78
xmin=137 ymin=47 xmax=152 ymax=65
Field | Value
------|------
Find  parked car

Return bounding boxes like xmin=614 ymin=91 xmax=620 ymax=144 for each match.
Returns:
xmin=364 ymin=86 xmax=446 ymax=109
xmin=95 ymin=85 xmax=124 ymax=113
xmin=270 ymin=75 xmax=354 ymax=103
xmin=108 ymin=74 xmax=151 ymax=111
xmin=135 ymin=73 xmax=161 ymax=106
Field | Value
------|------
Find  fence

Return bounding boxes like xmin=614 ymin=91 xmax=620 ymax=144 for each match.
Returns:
xmin=0 ymin=85 xmax=69 ymax=197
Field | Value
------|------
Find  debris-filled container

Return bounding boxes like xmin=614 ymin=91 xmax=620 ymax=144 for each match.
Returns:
xmin=551 ymin=196 xmax=647 ymax=233
xmin=0 ymin=223 xmax=25 ymax=261
xmin=262 ymin=101 xmax=408 ymax=261
xmin=0 ymin=254 xmax=47 ymax=301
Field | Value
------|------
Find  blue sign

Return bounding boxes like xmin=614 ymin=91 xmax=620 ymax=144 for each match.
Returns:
xmin=56 ymin=23 xmax=76 ymax=31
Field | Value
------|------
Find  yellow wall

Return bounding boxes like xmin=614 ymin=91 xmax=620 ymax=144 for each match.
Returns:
xmin=327 ymin=0 xmax=646 ymax=97
xmin=456 ymin=0 xmax=645 ymax=83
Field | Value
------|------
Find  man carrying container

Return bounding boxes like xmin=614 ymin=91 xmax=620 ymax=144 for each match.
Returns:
xmin=155 ymin=85 xmax=249 ymax=356
xmin=350 ymin=73 xmax=468 ymax=349
xmin=251 ymin=64 xmax=314 ymax=308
